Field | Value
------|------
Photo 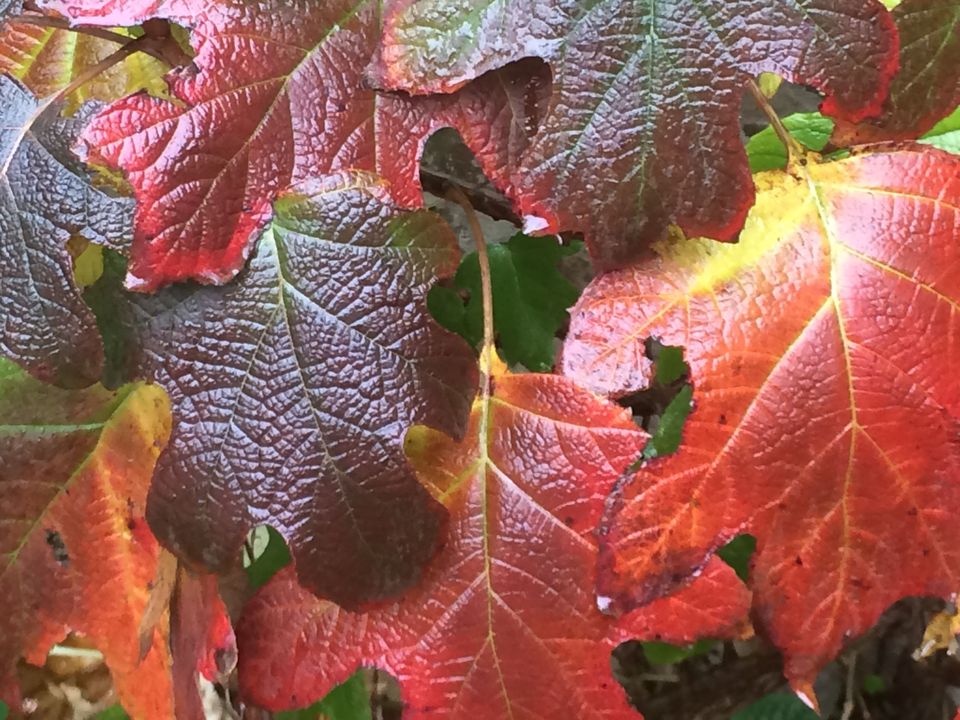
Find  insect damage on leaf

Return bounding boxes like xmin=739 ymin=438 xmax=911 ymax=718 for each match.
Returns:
xmin=0 ymin=360 xmax=174 ymax=718
xmin=562 ymin=147 xmax=960 ymax=690
xmin=53 ymin=0 xmax=548 ymax=290
xmin=372 ymin=0 xmax=898 ymax=270
xmin=119 ymin=171 xmax=476 ymax=607
xmin=236 ymin=353 xmax=751 ymax=719
xmin=0 ymin=76 xmax=133 ymax=387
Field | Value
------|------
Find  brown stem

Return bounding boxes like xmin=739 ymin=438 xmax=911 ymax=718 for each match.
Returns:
xmin=49 ymin=33 xmax=157 ymax=104
xmin=447 ymin=184 xmax=495 ymax=365
xmin=747 ymin=77 xmax=805 ymax=165
xmin=8 ymin=14 xmax=171 ymax=64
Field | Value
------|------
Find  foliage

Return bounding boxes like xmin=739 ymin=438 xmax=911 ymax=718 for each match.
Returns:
xmin=732 ymin=692 xmax=818 ymax=720
xmin=0 ymin=0 xmax=959 ymax=717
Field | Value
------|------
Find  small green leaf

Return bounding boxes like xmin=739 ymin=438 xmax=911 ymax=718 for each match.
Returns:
xmin=0 ymin=700 xmax=9 ymax=720
xmin=746 ymin=113 xmax=835 ymax=172
xmin=641 ymin=638 xmax=716 ymax=665
xmin=246 ymin=526 xmax=292 ymax=590
xmin=643 ymin=385 xmax=693 ymax=459
xmin=654 ymin=345 xmax=687 ymax=384
xmin=863 ymin=673 xmax=886 ymax=695
xmin=920 ymin=105 xmax=960 ymax=155
xmin=84 ymin=249 xmax=134 ymax=389
xmin=732 ymin=692 xmax=818 ymax=720
xmin=277 ymin=671 xmax=372 ymax=720
xmin=94 ymin=706 xmax=129 ymax=720
xmin=717 ymin=534 xmax=757 ymax=582
xmin=429 ymin=234 xmax=582 ymax=371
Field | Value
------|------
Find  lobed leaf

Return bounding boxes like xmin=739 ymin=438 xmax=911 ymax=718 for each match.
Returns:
xmin=831 ymin=0 xmax=960 ymax=144
xmin=236 ymin=354 xmax=751 ymax=719
xmin=46 ymin=0 xmax=548 ymax=290
xmin=372 ymin=0 xmax=898 ymax=269
xmin=0 ymin=360 xmax=174 ymax=717
xmin=118 ymin=171 xmax=477 ymax=606
xmin=0 ymin=21 xmax=169 ymax=114
xmin=561 ymin=147 xmax=960 ymax=689
xmin=0 ymin=76 xmax=133 ymax=387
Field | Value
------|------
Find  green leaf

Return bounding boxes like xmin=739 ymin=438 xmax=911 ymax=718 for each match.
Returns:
xmin=0 ymin=700 xmax=8 ymax=720
xmin=717 ymin=534 xmax=757 ymax=582
xmin=246 ymin=526 xmax=292 ymax=590
xmin=83 ymin=249 xmax=134 ymax=389
xmin=276 ymin=671 xmax=371 ymax=720
xmin=732 ymin=692 xmax=818 ymax=720
xmin=94 ymin=706 xmax=130 ymax=720
xmin=641 ymin=638 xmax=716 ymax=665
xmin=919 ymin=105 xmax=960 ymax=155
xmin=429 ymin=235 xmax=582 ymax=371
xmin=643 ymin=385 xmax=693 ymax=459
xmin=654 ymin=345 xmax=688 ymax=384
xmin=863 ymin=673 xmax=886 ymax=695
xmin=746 ymin=113 xmax=835 ymax=172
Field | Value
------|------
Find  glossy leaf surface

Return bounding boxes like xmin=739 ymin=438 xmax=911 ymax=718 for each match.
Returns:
xmin=122 ymin=172 xmax=476 ymax=606
xmin=373 ymin=0 xmax=898 ymax=269
xmin=236 ymin=355 xmax=750 ymax=718
xmin=0 ymin=21 xmax=168 ymax=113
xmin=51 ymin=0 xmax=547 ymax=290
xmin=0 ymin=76 xmax=132 ymax=386
xmin=920 ymin=106 xmax=960 ymax=154
xmin=0 ymin=360 xmax=174 ymax=718
xmin=562 ymin=148 xmax=960 ymax=687
xmin=831 ymin=0 xmax=960 ymax=144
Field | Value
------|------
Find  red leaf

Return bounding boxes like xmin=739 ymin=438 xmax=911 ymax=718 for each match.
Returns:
xmin=561 ymin=148 xmax=960 ymax=688
xmin=45 ymin=0 xmax=546 ymax=290
xmin=371 ymin=0 xmax=898 ymax=269
xmin=117 ymin=172 xmax=477 ymax=606
xmin=236 ymin=356 xmax=750 ymax=718
xmin=0 ymin=362 xmax=175 ymax=718
xmin=832 ymin=0 xmax=960 ymax=144
xmin=171 ymin=571 xmax=237 ymax=720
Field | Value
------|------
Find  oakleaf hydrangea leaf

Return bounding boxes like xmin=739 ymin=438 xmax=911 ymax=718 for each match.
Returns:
xmin=0 ymin=360 xmax=174 ymax=718
xmin=236 ymin=355 xmax=751 ymax=719
xmin=123 ymin=171 xmax=477 ymax=607
xmin=0 ymin=76 xmax=133 ymax=387
xmin=562 ymin=147 xmax=960 ymax=689
xmin=372 ymin=0 xmax=898 ymax=269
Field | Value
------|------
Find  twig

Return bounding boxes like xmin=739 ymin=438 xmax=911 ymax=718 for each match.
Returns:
xmin=747 ymin=77 xmax=806 ymax=166
xmin=7 ymin=14 xmax=171 ymax=64
xmin=446 ymin=185 xmax=495 ymax=358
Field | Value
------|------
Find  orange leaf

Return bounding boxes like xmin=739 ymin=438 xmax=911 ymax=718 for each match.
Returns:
xmin=236 ymin=356 xmax=750 ymax=718
xmin=561 ymin=147 xmax=960 ymax=689
xmin=0 ymin=361 xmax=174 ymax=718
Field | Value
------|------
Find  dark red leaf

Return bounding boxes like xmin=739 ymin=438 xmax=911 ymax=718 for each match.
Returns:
xmin=832 ymin=0 xmax=960 ymax=144
xmin=0 ymin=76 xmax=132 ymax=386
xmin=119 ymin=171 xmax=477 ymax=607
xmin=371 ymin=0 xmax=898 ymax=269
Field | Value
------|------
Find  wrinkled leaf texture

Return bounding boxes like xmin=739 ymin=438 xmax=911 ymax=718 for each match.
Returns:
xmin=43 ymin=0 xmax=548 ymax=290
xmin=0 ymin=0 xmax=20 ymax=22
xmin=561 ymin=148 xmax=960 ymax=689
xmin=832 ymin=0 xmax=960 ymax=144
xmin=116 ymin=171 xmax=477 ymax=607
xmin=0 ymin=76 xmax=132 ymax=387
xmin=0 ymin=20 xmax=168 ymax=114
xmin=0 ymin=360 xmax=174 ymax=718
xmin=371 ymin=0 xmax=898 ymax=269
xmin=236 ymin=354 xmax=751 ymax=719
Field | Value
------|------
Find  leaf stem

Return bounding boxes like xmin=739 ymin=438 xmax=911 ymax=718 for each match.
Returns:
xmin=447 ymin=185 xmax=495 ymax=378
xmin=747 ymin=77 xmax=805 ymax=165
xmin=7 ymin=14 xmax=171 ymax=64
xmin=48 ymin=32 xmax=157 ymax=105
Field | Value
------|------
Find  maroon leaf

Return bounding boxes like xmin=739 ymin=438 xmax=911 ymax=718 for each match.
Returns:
xmin=0 ymin=76 xmax=132 ymax=386
xmin=118 ymin=171 xmax=476 ymax=607
xmin=371 ymin=0 xmax=898 ymax=269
